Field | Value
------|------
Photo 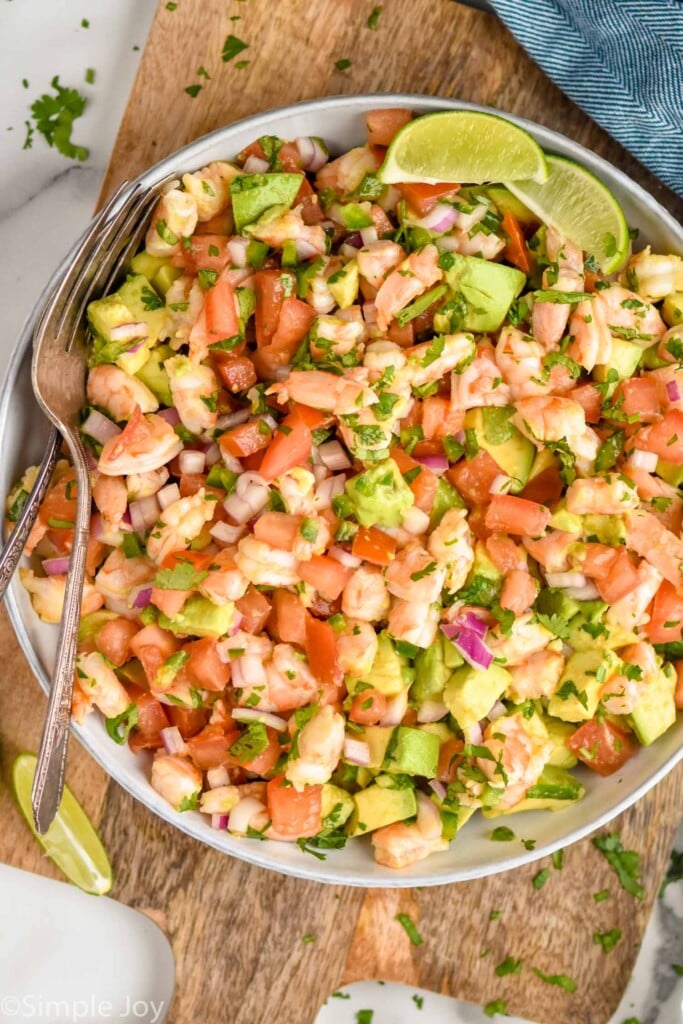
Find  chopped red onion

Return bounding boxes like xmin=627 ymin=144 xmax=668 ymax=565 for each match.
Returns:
xmin=362 ymin=302 xmax=378 ymax=324
xmin=229 ymin=612 xmax=244 ymax=635
xmin=220 ymin=450 xmax=243 ymax=474
xmin=441 ymin=624 xmax=493 ymax=670
xmin=428 ymin=778 xmax=447 ymax=801
xmin=329 ymin=545 xmax=362 ymax=569
xmin=90 ymin=512 xmax=106 ymax=541
xmin=128 ymin=494 xmax=161 ymax=535
xmin=344 ymin=232 xmax=363 ymax=249
xmin=466 ymin=721 xmax=483 ymax=745
xmin=160 ymin=725 xmax=187 ymax=755
xmin=158 ymin=407 xmax=180 ymax=427
xmin=217 ymin=408 xmax=251 ymax=431
xmin=295 ymin=136 xmax=329 ymax=172
xmin=628 ymin=448 xmax=658 ymax=472
xmin=667 ymin=379 xmax=681 ymax=402
xmin=296 ymin=238 xmax=324 ymax=260
xmin=402 ymin=506 xmax=431 ymax=536
xmin=232 ymin=708 xmax=287 ymax=731
xmin=210 ymin=520 xmax=245 ymax=545
xmin=227 ymin=236 xmax=250 ymax=268
xmin=179 ymin=449 xmax=206 ymax=475
xmin=132 ymin=586 xmax=153 ymax=609
xmin=228 ymin=796 xmax=267 ymax=835
xmin=565 ymin=582 xmax=601 ymax=601
xmin=243 ymin=154 xmax=270 ymax=174
xmin=126 ymin=340 xmax=146 ymax=355
xmin=314 ymin=474 xmax=346 ymax=509
xmin=82 ymin=409 xmax=121 ymax=444
xmin=109 ymin=321 xmax=149 ymax=343
xmin=546 ymin=571 xmax=587 ymax=589
xmin=416 ymin=203 xmax=459 ymax=233
xmin=415 ymin=453 xmax=448 ymax=475
xmin=157 ymin=483 xmax=181 ymax=510
xmin=207 ymin=765 xmax=231 ymax=789
xmin=416 ymin=700 xmax=448 ymax=723
xmin=343 ymin=737 xmax=371 ymax=766
xmin=360 ymin=226 xmax=378 ymax=246
xmin=456 ymin=611 xmax=488 ymax=639
xmin=453 ymin=429 xmax=465 ymax=444
xmin=489 ymin=474 xmax=514 ymax=495
xmin=202 ymin=442 xmax=221 ymax=466
xmin=42 ymin=556 xmax=70 ymax=575
xmin=318 ymin=440 xmax=352 ymax=472
xmin=225 ymin=477 xmax=269 ymax=524
xmin=211 ymin=813 xmax=229 ymax=830
xmin=379 ymin=690 xmax=408 ymax=727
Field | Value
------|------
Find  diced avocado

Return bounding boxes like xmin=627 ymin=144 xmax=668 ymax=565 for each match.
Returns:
xmin=89 ymin=274 xmax=167 ymax=346
xmin=535 ymin=587 xmax=581 ymax=625
xmin=441 ymin=803 xmax=475 ymax=839
xmin=345 ymin=459 xmax=414 ymax=528
xmin=418 ymin=721 xmax=454 ymax=743
xmin=444 ymin=662 xmax=511 ymax=733
xmin=231 ymin=173 xmax=303 ymax=232
xmin=130 ymin=251 xmax=169 ymax=280
xmin=154 ymin=650 xmax=189 ymax=690
xmin=547 ymin=648 xmax=619 ymax=722
xmin=526 ymin=447 xmax=560 ymax=485
xmin=662 ymin=292 xmax=683 ymax=327
xmin=548 ymin=506 xmax=583 ymax=534
xmin=154 ymin=263 xmax=183 ymax=295
xmin=630 ymin=663 xmax=677 ymax=745
xmin=320 ymin=783 xmax=355 ymax=828
xmin=355 ymin=767 xmax=377 ymax=789
xmin=383 ymin=726 xmax=440 ymax=777
xmin=327 ymin=260 xmax=359 ymax=309
xmin=412 ymin=632 xmax=463 ymax=702
xmin=656 ymin=459 xmax=683 ymax=488
xmin=346 ymin=783 xmax=417 ymax=836
xmin=541 ymin=715 xmax=578 ymax=768
xmin=563 ymin=599 xmax=609 ymax=652
xmin=641 ymin=345 xmax=670 ymax=370
xmin=365 ymin=632 xmax=414 ymax=697
xmin=363 ymin=726 xmax=396 ymax=768
xmin=464 ymin=406 xmax=535 ymax=491
xmin=485 ymin=185 xmax=537 ymax=225
xmin=336 ymin=203 xmax=374 ymax=230
xmin=482 ymin=765 xmax=585 ymax=816
xmin=78 ymin=609 xmax=119 ymax=643
xmin=429 ymin=477 xmax=464 ymax=528
xmin=444 ymin=255 xmax=526 ymax=332
xmin=158 ymin=596 xmax=235 ymax=638
xmin=582 ymin=513 xmax=627 ymax=546
xmin=594 ymin=337 xmax=642 ymax=383
xmin=135 ymin=344 xmax=174 ymax=406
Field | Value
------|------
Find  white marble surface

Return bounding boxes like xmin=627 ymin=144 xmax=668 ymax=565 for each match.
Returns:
xmin=0 ymin=2 xmax=681 ymax=1022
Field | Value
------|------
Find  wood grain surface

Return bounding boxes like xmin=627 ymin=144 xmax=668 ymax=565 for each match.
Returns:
xmin=3 ymin=2 xmax=683 ymax=1023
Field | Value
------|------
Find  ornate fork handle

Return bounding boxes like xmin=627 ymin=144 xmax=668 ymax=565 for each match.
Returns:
xmin=0 ymin=426 xmax=60 ymax=599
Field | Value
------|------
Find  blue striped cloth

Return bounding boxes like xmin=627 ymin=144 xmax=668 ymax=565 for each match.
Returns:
xmin=487 ymin=0 xmax=683 ymax=198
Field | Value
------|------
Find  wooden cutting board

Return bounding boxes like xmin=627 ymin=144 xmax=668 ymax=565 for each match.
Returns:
xmin=3 ymin=1 xmax=683 ymax=1022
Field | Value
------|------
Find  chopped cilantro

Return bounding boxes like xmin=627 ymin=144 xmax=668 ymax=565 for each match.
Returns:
xmin=335 ymin=58 xmax=352 ymax=71
xmin=26 ymin=76 xmax=89 ymax=161
xmin=197 ymin=65 xmax=211 ymax=79
xmin=356 ymin=1012 xmax=373 ymax=1024
xmin=412 ymin=994 xmax=424 ymax=1009
xmin=178 ymin=791 xmax=200 ymax=812
xmin=105 ymin=703 xmax=138 ymax=745
xmin=592 ymin=832 xmax=644 ymax=899
xmin=141 ymin=285 xmax=164 ymax=311
xmin=659 ymin=848 xmax=683 ymax=897
xmin=489 ymin=909 xmax=503 ymax=921
xmin=302 ymin=933 xmax=315 ymax=944
xmin=490 ymin=826 xmax=515 ymax=842
xmin=85 ymin=68 xmax=95 ymax=85
xmin=222 ymin=34 xmax=249 ymax=62
xmin=532 ymin=868 xmax=550 ymax=890
xmin=185 ymin=84 xmax=202 ymax=98
xmin=154 ymin=560 xmax=208 ymax=591
xmin=531 ymin=968 xmax=577 ymax=993
xmin=593 ymin=889 xmax=610 ymax=903
xmin=484 ymin=999 xmax=508 ymax=1018
xmin=495 ymin=956 xmax=523 ymax=977
xmin=367 ymin=5 xmax=383 ymax=28
xmin=593 ymin=928 xmax=621 ymax=953
xmin=552 ymin=849 xmax=565 ymax=870
xmin=229 ymin=722 xmax=269 ymax=763
xmin=395 ymin=913 xmax=423 ymax=946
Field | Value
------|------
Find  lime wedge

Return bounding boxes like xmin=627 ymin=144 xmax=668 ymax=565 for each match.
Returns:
xmin=12 ymin=753 xmax=113 ymax=895
xmin=504 ymin=154 xmax=630 ymax=273
xmin=379 ymin=110 xmax=549 ymax=186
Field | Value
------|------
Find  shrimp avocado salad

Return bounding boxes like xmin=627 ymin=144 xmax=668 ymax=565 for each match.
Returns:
xmin=8 ymin=108 xmax=683 ymax=869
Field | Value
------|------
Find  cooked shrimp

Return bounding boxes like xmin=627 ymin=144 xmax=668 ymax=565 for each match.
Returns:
xmin=92 ymin=474 xmax=128 ymax=527
xmin=199 ymin=785 xmax=241 ymax=816
xmin=566 ymin=297 xmax=612 ymax=373
xmin=164 ymin=356 xmax=219 ymax=435
xmin=487 ymin=612 xmax=553 ymax=666
xmin=19 ymin=570 xmax=104 ymax=623
xmin=625 ymin=508 xmax=683 ymax=587
xmin=356 ymin=241 xmax=406 ymax=289
xmin=372 ymin=820 xmax=448 ymax=869
xmin=98 ymin=406 xmax=183 ymax=476
xmin=403 ymin=332 xmax=476 ymax=389
xmin=385 ymin=542 xmax=446 ymax=602
xmin=507 ymin=649 xmax=565 ymax=702
xmin=310 ymin=315 xmax=366 ymax=361
xmin=427 ymin=508 xmax=475 ymax=593
xmin=445 ymin=229 xmax=504 ymax=260
xmin=151 ymin=754 xmax=203 ymax=811
xmin=606 ymin=560 xmax=663 ymax=633
xmin=145 ymin=189 xmax=198 ymax=258
xmin=94 ymin=548 xmax=154 ymax=618
xmin=126 ymin=467 xmax=170 ymax=501
xmin=256 ymin=644 xmax=323 ymax=711
xmin=477 ymin=713 xmax=552 ymax=809
xmin=277 ymin=468 xmax=317 ymax=515
xmin=388 ymin=598 xmax=440 ymax=648
xmin=531 ymin=228 xmax=584 ymax=348
xmin=246 ymin=205 xmax=326 ymax=254
xmin=451 ymin=342 xmax=511 ymax=410
xmin=162 ymin=276 xmax=206 ymax=348
xmin=375 ymin=244 xmax=443 ymax=331
xmin=565 ymin=474 xmax=639 ymax=515
xmin=234 ymin=535 xmax=300 ymax=587
xmin=599 ymin=642 xmax=656 ymax=715
xmin=268 ymin=368 xmax=376 ymax=416
xmin=198 ymin=548 xmax=249 ymax=603
xmin=315 ymin=146 xmax=379 ymax=194
xmin=499 ymin=568 xmax=538 ymax=615
xmin=523 ymin=530 xmax=579 ymax=572
xmin=363 ymin=340 xmax=408 ymax=381
xmin=342 ymin=564 xmax=391 ymax=621
xmin=74 ymin=651 xmax=131 ymax=718
xmin=647 ymin=365 xmax=683 ymax=411
xmin=622 ymin=247 xmax=683 ymax=302
xmin=336 ymin=619 xmax=379 ymax=677
xmin=145 ymin=489 xmax=216 ymax=565
xmin=595 ymin=284 xmax=666 ymax=344
xmin=181 ymin=161 xmax=239 ymax=221
xmin=286 ymin=705 xmax=345 ymax=790
xmin=511 ymin=395 xmax=599 ymax=465
xmin=87 ymin=365 xmax=158 ymax=421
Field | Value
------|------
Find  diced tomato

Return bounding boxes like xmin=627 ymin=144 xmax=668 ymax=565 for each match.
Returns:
xmin=349 ymin=688 xmax=388 ymax=726
xmin=386 ymin=320 xmax=415 ymax=347
xmin=205 ymin=278 xmax=240 ymax=338
xmin=485 ymin=494 xmax=550 ymax=537
xmin=259 ymin=406 xmax=313 ymax=481
xmin=467 ymin=505 xmax=492 ymax=542
xmin=446 ymin=450 xmax=502 ymax=506
xmin=674 ymin=661 xmax=683 ymax=709
xmin=266 ymin=775 xmax=322 ymax=838
xmin=253 ymin=271 xmax=315 ymax=378
xmin=214 ymin=354 xmax=257 ymax=393
xmin=150 ymin=587 xmax=190 ymax=619
xmin=305 ymin=615 xmax=340 ymax=687
xmin=299 ymin=554 xmax=352 ymax=600
xmin=95 ymin=618 xmax=139 ymax=668
xmin=633 ymin=409 xmax=683 ymax=464
xmin=571 ymin=384 xmax=603 ymax=424
xmin=411 ymin=440 xmax=445 ymax=458
xmin=300 ymin=192 xmax=325 ymax=225
xmin=351 ymin=526 xmax=397 ymax=567
xmin=594 ymin=549 xmax=640 ymax=603
xmin=254 ymin=269 xmax=287 ymax=346
xmin=369 ymin=204 xmax=394 ymax=235
xmin=579 ymin=543 xmax=618 ymax=581
xmin=86 ymin=536 xmax=107 ymax=577
xmin=174 ymin=235 xmax=231 ymax=274
xmin=129 ymin=624 xmax=180 ymax=689
xmin=485 ymin=535 xmax=522 ymax=574
xmin=615 ymin=377 xmax=660 ymax=423
xmin=194 ymin=210 xmax=233 ymax=235
xmin=272 ymin=589 xmax=308 ymax=646
xmin=646 ymin=580 xmax=683 ymax=644
xmin=166 ymin=704 xmax=209 ymax=739
xmin=239 ymin=139 xmax=267 ymax=162
xmin=397 ymin=181 xmax=461 ymax=217
xmin=567 ymin=719 xmax=638 ymax=776
xmin=421 ymin=396 xmax=465 ymax=441
xmin=437 ymin=737 xmax=465 ymax=783
xmin=499 ymin=569 xmax=537 ymax=615
xmin=501 ymin=212 xmax=533 ymax=274
xmin=125 ymin=683 xmax=169 ymax=752
xmin=186 ymin=724 xmax=240 ymax=769
xmin=184 ymin=637 xmax=231 ymax=692
xmin=239 ymin=727 xmax=281 ymax=775
xmin=39 ymin=467 xmax=77 ymax=528
xmin=365 ymin=108 xmax=412 ymax=147
xmin=253 ymin=511 xmax=302 ymax=551
xmin=520 ymin=463 xmax=564 ymax=504
xmin=219 ymin=418 xmax=273 ymax=459
xmin=236 ymin=587 xmax=272 ymax=634
xmin=391 ymin=446 xmax=439 ymax=513
xmin=277 ymin=141 xmax=305 ymax=171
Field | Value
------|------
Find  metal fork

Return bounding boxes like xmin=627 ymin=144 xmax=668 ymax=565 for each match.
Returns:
xmin=30 ymin=175 xmax=174 ymax=834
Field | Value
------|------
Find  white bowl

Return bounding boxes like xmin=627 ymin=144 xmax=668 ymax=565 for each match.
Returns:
xmin=3 ymin=93 xmax=682 ymax=887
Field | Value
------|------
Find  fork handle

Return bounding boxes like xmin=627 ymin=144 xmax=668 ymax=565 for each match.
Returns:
xmin=31 ymin=452 xmax=91 ymax=834
xmin=0 ymin=426 xmax=61 ymax=601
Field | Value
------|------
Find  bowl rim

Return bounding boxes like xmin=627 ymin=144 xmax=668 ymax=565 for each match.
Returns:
xmin=3 ymin=91 xmax=682 ymax=888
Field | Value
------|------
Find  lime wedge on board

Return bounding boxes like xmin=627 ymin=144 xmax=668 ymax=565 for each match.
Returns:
xmin=12 ymin=753 xmax=113 ymax=895
xmin=379 ymin=110 xmax=549 ymax=185
xmin=505 ymin=154 xmax=630 ymax=273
